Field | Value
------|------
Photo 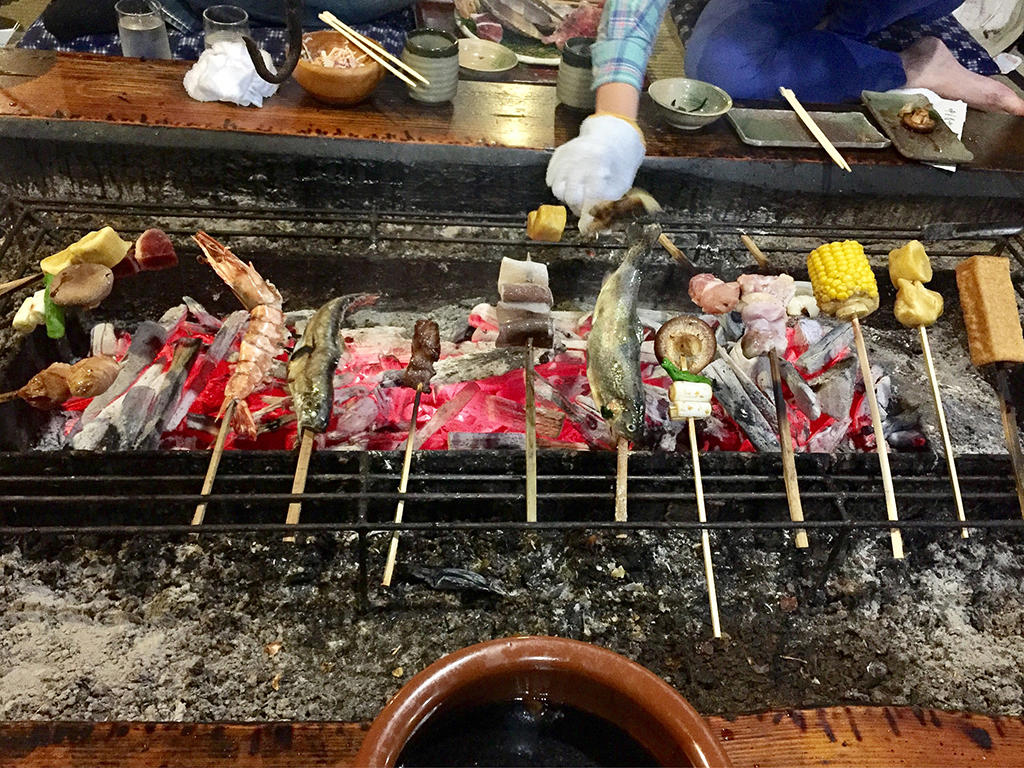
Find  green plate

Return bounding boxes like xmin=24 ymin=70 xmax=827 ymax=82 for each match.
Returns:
xmin=861 ymin=90 xmax=974 ymax=164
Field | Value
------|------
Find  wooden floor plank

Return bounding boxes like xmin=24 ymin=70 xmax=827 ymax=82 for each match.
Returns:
xmin=1 ymin=707 xmax=1021 ymax=767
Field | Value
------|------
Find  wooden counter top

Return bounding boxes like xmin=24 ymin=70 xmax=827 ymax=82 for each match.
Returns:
xmin=2 ymin=49 xmax=1024 ymax=173
xmin=1 ymin=706 xmax=1022 ymax=767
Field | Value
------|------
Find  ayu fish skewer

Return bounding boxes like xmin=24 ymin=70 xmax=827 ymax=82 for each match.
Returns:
xmin=192 ymin=232 xmax=286 ymax=525
xmin=285 ymin=293 xmax=377 ymax=540
xmin=656 ymin=315 xmax=721 ymax=637
xmin=497 ymin=256 xmax=554 ymax=522
xmin=955 ymin=255 xmax=1024 ymax=517
xmin=809 ymin=241 xmax=903 ymax=559
xmin=587 ymin=223 xmax=661 ymax=522
xmin=889 ymin=241 xmax=966 ymax=537
xmin=382 ymin=319 xmax=441 ymax=587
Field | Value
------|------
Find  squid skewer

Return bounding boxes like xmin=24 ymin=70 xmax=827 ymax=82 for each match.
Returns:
xmin=656 ymin=315 xmax=721 ymax=638
xmin=191 ymin=232 xmax=286 ymax=525
xmin=889 ymin=241 xmax=966 ymax=537
xmin=285 ymin=293 xmax=377 ymax=541
xmin=382 ymin=319 xmax=441 ymax=587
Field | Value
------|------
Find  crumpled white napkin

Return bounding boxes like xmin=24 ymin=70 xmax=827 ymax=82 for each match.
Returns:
xmin=183 ymin=40 xmax=279 ymax=107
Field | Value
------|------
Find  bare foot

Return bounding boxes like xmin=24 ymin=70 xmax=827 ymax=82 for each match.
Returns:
xmin=901 ymin=36 xmax=1024 ymax=116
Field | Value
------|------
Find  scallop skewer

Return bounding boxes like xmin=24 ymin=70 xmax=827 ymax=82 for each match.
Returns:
xmin=656 ymin=315 xmax=722 ymax=638
xmin=889 ymin=241 xmax=966 ymax=537
xmin=808 ymin=241 xmax=903 ymax=559
xmin=382 ymin=319 xmax=441 ymax=587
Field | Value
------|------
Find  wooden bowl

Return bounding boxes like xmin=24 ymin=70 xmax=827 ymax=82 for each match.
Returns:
xmin=294 ymin=30 xmax=385 ymax=106
xmin=354 ymin=636 xmax=732 ymax=767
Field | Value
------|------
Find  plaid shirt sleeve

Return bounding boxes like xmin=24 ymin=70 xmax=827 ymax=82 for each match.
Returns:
xmin=591 ymin=0 xmax=671 ymax=91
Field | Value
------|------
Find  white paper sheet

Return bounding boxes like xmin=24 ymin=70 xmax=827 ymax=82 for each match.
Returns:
xmin=0 ymin=24 xmax=19 ymax=47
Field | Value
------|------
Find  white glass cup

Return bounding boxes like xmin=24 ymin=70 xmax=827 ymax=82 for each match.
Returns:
xmin=203 ymin=5 xmax=250 ymax=48
xmin=115 ymin=0 xmax=172 ymax=60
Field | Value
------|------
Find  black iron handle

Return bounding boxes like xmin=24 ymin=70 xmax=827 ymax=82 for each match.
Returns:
xmin=244 ymin=0 xmax=303 ymax=84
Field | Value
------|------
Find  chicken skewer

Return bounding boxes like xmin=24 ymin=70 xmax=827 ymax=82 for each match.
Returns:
xmin=808 ymin=241 xmax=903 ymax=559
xmin=382 ymin=319 xmax=441 ymax=587
xmin=285 ymin=293 xmax=377 ymax=540
xmin=889 ymin=241 xmax=966 ymax=537
xmin=689 ymin=267 xmax=810 ymax=549
xmin=656 ymin=315 xmax=721 ymax=638
xmin=955 ymin=254 xmax=1024 ymax=517
xmin=191 ymin=232 xmax=286 ymax=525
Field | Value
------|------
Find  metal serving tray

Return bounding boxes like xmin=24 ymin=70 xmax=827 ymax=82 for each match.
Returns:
xmin=727 ymin=107 xmax=891 ymax=149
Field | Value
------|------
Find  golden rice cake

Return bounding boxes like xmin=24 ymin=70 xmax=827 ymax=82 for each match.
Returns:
xmin=955 ymin=255 xmax=1024 ymax=367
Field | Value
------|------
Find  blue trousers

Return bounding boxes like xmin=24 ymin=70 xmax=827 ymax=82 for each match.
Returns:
xmin=685 ymin=0 xmax=963 ymax=102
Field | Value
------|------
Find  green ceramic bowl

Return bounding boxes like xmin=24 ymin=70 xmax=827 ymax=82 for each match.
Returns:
xmin=648 ymin=77 xmax=733 ymax=131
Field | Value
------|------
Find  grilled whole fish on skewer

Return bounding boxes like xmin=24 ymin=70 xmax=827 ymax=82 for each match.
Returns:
xmin=587 ymin=222 xmax=661 ymax=443
xmin=193 ymin=232 xmax=286 ymax=440
xmin=288 ymin=293 xmax=378 ymax=434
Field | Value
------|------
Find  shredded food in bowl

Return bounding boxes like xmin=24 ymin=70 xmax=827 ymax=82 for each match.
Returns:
xmin=302 ymin=38 xmax=369 ymax=68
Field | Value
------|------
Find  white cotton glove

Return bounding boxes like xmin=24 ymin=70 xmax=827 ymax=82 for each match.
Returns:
xmin=183 ymin=40 xmax=278 ymax=107
xmin=545 ymin=113 xmax=646 ymax=216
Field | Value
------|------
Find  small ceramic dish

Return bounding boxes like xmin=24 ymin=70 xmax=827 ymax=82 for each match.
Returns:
xmin=457 ymin=37 xmax=517 ymax=78
xmin=648 ymin=77 xmax=733 ymax=131
xmin=293 ymin=30 xmax=384 ymax=106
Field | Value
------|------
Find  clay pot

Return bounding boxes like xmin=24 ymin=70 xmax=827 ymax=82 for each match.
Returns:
xmin=354 ymin=636 xmax=732 ymax=767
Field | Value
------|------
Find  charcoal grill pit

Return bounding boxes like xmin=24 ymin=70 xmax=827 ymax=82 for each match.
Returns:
xmin=4 ymin=132 xmax=1024 ymax=726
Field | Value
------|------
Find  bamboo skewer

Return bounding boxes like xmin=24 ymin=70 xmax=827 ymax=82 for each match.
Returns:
xmin=192 ymin=398 xmax=237 ymax=526
xmin=382 ymin=384 xmax=424 ymax=587
xmin=658 ymin=233 xmax=691 ymax=266
xmin=851 ymin=316 xmax=903 ymax=559
xmin=739 ymin=233 xmax=769 ymax=269
xmin=778 ymin=87 xmax=852 ymax=172
xmin=995 ymin=366 xmax=1024 ymax=518
xmin=284 ymin=428 xmax=316 ymax=543
xmin=683 ymin=356 xmax=722 ymax=638
xmin=615 ymin=436 xmax=629 ymax=522
xmin=525 ymin=339 xmax=538 ymax=523
xmin=318 ymin=12 xmax=429 ymax=88
xmin=769 ymin=350 xmax=808 ymax=548
xmin=0 ymin=272 xmax=42 ymax=299
xmin=918 ymin=326 xmax=967 ymax=537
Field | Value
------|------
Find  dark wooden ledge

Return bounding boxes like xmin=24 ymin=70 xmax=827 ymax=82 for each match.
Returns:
xmin=2 ymin=49 xmax=1024 ymax=173
xmin=0 ymin=707 xmax=1022 ymax=767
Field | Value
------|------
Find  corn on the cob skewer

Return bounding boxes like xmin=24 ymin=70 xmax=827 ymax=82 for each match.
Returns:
xmin=808 ymin=241 xmax=902 ymax=559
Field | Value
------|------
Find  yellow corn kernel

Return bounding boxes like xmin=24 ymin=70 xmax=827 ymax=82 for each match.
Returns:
xmin=807 ymin=240 xmax=880 ymax=320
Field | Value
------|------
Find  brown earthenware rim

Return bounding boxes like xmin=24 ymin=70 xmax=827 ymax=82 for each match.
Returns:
xmin=353 ymin=635 xmax=732 ymax=767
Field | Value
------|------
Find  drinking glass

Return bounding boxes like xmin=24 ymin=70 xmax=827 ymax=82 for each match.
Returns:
xmin=203 ymin=5 xmax=250 ymax=48
xmin=116 ymin=0 xmax=172 ymax=60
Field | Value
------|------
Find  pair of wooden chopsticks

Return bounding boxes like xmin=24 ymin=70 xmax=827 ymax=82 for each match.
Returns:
xmin=778 ymin=86 xmax=852 ymax=173
xmin=317 ymin=11 xmax=430 ymax=88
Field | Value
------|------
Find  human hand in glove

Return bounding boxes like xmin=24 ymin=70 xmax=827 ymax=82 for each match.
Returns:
xmin=545 ymin=112 xmax=645 ymax=216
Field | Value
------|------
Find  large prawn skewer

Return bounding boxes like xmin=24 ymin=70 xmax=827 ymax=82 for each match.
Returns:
xmin=192 ymin=231 xmax=286 ymax=525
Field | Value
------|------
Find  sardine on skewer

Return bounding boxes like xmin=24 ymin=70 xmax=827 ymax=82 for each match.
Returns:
xmin=285 ymin=293 xmax=376 ymax=538
xmin=587 ymin=222 xmax=661 ymax=444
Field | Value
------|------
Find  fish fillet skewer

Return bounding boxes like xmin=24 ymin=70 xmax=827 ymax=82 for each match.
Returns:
xmin=382 ymin=384 xmax=424 ymax=587
xmin=919 ymin=326 xmax=968 ymax=537
xmin=525 ymin=338 xmax=538 ymax=523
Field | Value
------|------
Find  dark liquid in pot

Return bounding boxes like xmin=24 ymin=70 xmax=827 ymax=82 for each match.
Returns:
xmin=397 ymin=699 xmax=661 ymax=767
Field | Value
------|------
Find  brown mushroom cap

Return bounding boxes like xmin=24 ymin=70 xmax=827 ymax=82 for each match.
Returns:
xmin=654 ymin=315 xmax=717 ymax=374
xmin=50 ymin=262 xmax=114 ymax=309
